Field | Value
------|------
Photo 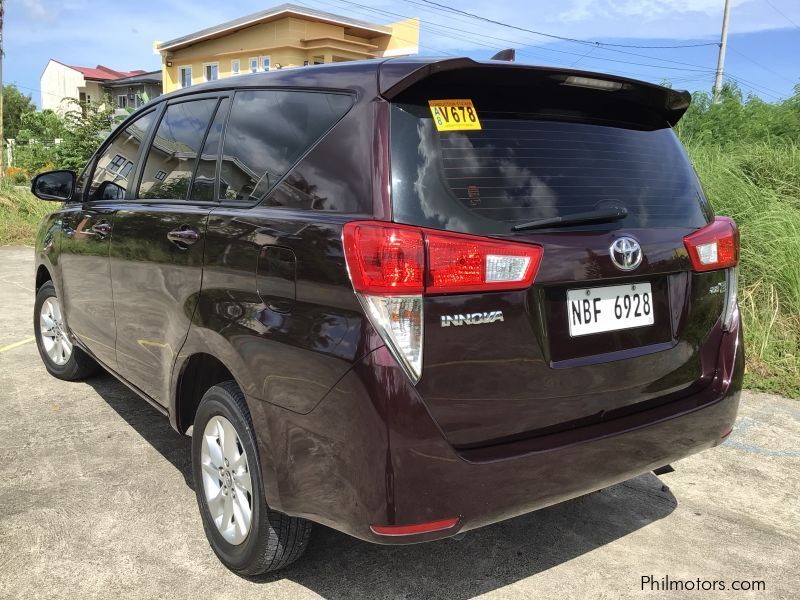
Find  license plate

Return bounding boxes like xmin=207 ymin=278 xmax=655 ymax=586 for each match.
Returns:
xmin=567 ymin=283 xmax=654 ymax=337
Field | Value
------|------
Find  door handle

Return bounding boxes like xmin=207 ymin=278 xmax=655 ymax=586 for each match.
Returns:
xmin=92 ymin=222 xmax=112 ymax=236
xmin=167 ymin=226 xmax=200 ymax=247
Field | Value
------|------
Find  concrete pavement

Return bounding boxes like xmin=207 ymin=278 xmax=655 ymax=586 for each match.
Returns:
xmin=1 ymin=245 xmax=798 ymax=599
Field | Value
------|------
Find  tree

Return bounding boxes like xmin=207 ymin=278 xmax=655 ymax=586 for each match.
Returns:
xmin=16 ymin=109 xmax=66 ymax=142
xmin=3 ymin=84 xmax=36 ymax=140
xmin=55 ymin=96 xmax=116 ymax=172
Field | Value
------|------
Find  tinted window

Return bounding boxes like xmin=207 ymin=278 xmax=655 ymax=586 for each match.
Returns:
xmin=219 ymin=90 xmax=352 ymax=205
xmin=390 ymin=104 xmax=709 ymax=233
xmin=138 ymin=99 xmax=216 ymax=200
xmin=190 ymin=98 xmax=229 ymax=202
xmin=87 ymin=111 xmax=155 ymax=201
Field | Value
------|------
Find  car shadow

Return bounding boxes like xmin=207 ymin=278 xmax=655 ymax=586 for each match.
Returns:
xmin=84 ymin=373 xmax=194 ymax=490
xmin=85 ymin=372 xmax=677 ymax=599
xmin=271 ymin=474 xmax=675 ymax=599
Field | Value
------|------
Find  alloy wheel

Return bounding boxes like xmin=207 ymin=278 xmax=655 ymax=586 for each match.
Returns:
xmin=39 ymin=297 xmax=72 ymax=366
xmin=200 ymin=415 xmax=254 ymax=545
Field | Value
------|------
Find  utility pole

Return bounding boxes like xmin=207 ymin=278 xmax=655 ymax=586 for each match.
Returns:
xmin=0 ymin=0 xmax=5 ymax=178
xmin=712 ymin=0 xmax=732 ymax=103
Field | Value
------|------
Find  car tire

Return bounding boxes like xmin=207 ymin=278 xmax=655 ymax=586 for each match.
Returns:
xmin=34 ymin=281 xmax=100 ymax=381
xmin=192 ymin=381 xmax=312 ymax=575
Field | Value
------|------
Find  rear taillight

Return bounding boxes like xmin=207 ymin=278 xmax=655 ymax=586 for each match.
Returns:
xmin=343 ymin=221 xmax=543 ymax=382
xmin=426 ymin=229 xmax=540 ymax=294
xmin=684 ymin=217 xmax=740 ymax=332
xmin=683 ymin=216 xmax=739 ymax=272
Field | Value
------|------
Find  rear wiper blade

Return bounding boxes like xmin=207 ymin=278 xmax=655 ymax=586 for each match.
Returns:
xmin=512 ymin=207 xmax=628 ymax=232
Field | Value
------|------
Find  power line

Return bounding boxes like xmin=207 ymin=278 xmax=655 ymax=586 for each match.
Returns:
xmin=400 ymin=0 xmax=728 ymax=74
xmin=325 ymin=0 xmax=718 ymax=74
xmin=309 ymin=0 xmax=762 ymax=99
xmin=324 ymin=0 xmax=790 ymax=100
xmin=294 ymin=0 xmax=456 ymax=56
xmin=727 ymin=46 xmax=797 ymax=84
xmin=764 ymin=0 xmax=800 ymax=30
xmin=416 ymin=0 xmax=721 ymax=49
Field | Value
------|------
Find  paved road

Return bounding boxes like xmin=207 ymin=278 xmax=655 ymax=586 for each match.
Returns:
xmin=1 ymin=245 xmax=798 ymax=599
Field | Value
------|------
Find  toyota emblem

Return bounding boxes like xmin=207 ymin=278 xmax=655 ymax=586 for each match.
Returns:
xmin=609 ymin=237 xmax=643 ymax=271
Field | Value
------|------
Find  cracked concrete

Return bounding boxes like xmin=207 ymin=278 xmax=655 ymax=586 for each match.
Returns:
xmin=0 ymin=245 xmax=798 ymax=599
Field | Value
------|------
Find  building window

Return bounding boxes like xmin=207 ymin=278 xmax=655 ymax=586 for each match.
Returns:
xmin=204 ymin=63 xmax=219 ymax=82
xmin=117 ymin=95 xmax=127 ymax=109
xmin=179 ymin=66 xmax=192 ymax=88
xmin=231 ymin=59 xmax=240 ymax=75
xmin=119 ymin=161 xmax=134 ymax=179
xmin=261 ymin=56 xmax=271 ymax=72
xmin=155 ymin=170 xmax=167 ymax=182
xmin=249 ymin=57 xmax=258 ymax=73
xmin=107 ymin=154 xmax=127 ymax=174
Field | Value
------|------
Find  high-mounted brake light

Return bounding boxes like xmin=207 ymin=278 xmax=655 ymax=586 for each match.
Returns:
xmin=343 ymin=222 xmax=543 ymax=382
xmin=370 ymin=517 xmax=459 ymax=536
xmin=683 ymin=216 xmax=739 ymax=272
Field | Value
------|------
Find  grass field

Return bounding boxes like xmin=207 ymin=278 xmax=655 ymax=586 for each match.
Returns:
xmin=1 ymin=153 xmax=798 ymax=397
xmin=0 ymin=180 xmax=53 ymax=246
xmin=688 ymin=143 xmax=800 ymax=397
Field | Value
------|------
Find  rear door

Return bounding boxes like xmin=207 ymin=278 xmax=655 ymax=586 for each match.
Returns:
xmin=388 ymin=72 xmax=728 ymax=448
xmin=109 ymin=95 xmax=227 ymax=404
xmin=57 ymin=110 xmax=156 ymax=369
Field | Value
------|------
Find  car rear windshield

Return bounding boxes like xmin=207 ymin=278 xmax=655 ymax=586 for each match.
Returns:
xmin=390 ymin=103 xmax=711 ymax=234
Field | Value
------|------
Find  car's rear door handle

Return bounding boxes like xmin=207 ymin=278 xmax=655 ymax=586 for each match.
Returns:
xmin=92 ymin=222 xmax=112 ymax=236
xmin=167 ymin=226 xmax=200 ymax=247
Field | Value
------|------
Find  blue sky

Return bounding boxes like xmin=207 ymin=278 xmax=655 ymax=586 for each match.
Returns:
xmin=6 ymin=0 xmax=800 ymax=107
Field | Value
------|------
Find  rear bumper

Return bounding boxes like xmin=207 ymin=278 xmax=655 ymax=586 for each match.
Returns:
xmin=251 ymin=312 xmax=743 ymax=544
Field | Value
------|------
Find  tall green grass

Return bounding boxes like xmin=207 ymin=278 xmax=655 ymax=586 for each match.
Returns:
xmin=0 ymin=180 xmax=52 ymax=246
xmin=688 ymin=143 xmax=800 ymax=397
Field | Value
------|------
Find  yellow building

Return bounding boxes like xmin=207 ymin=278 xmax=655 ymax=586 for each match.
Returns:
xmin=155 ymin=3 xmax=419 ymax=93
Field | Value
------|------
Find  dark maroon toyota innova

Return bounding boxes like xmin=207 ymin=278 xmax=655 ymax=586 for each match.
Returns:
xmin=31 ymin=57 xmax=743 ymax=575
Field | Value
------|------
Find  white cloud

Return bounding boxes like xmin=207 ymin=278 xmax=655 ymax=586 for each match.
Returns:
xmin=19 ymin=0 xmax=53 ymax=19
xmin=559 ymin=0 xmax=750 ymax=22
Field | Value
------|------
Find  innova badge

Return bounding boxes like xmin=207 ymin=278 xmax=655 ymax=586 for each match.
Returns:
xmin=609 ymin=237 xmax=642 ymax=271
xmin=441 ymin=311 xmax=505 ymax=327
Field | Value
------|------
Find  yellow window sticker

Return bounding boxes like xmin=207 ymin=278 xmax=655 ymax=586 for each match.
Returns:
xmin=428 ymin=99 xmax=481 ymax=131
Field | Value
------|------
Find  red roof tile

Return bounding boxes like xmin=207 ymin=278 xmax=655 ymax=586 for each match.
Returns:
xmin=69 ymin=64 xmax=147 ymax=81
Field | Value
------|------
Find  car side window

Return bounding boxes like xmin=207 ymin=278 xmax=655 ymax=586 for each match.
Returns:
xmin=190 ymin=98 xmax=230 ymax=202
xmin=219 ymin=90 xmax=352 ymax=205
xmin=138 ymin=99 xmax=217 ymax=200
xmin=87 ymin=111 xmax=156 ymax=202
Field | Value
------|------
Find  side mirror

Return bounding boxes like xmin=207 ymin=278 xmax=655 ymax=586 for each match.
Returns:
xmin=31 ymin=170 xmax=76 ymax=202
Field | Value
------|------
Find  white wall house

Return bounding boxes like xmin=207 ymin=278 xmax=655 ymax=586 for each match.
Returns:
xmin=40 ymin=60 xmax=161 ymax=113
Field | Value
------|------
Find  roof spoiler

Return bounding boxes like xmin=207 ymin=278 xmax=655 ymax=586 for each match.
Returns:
xmin=379 ymin=58 xmax=691 ymax=126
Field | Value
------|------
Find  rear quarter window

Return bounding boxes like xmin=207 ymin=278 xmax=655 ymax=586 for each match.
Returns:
xmin=219 ymin=90 xmax=353 ymax=206
xmin=390 ymin=103 xmax=710 ymax=234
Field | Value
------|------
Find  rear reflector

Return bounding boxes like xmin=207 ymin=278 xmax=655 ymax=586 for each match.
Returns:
xmin=683 ymin=216 xmax=739 ymax=272
xmin=370 ymin=517 xmax=459 ymax=536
